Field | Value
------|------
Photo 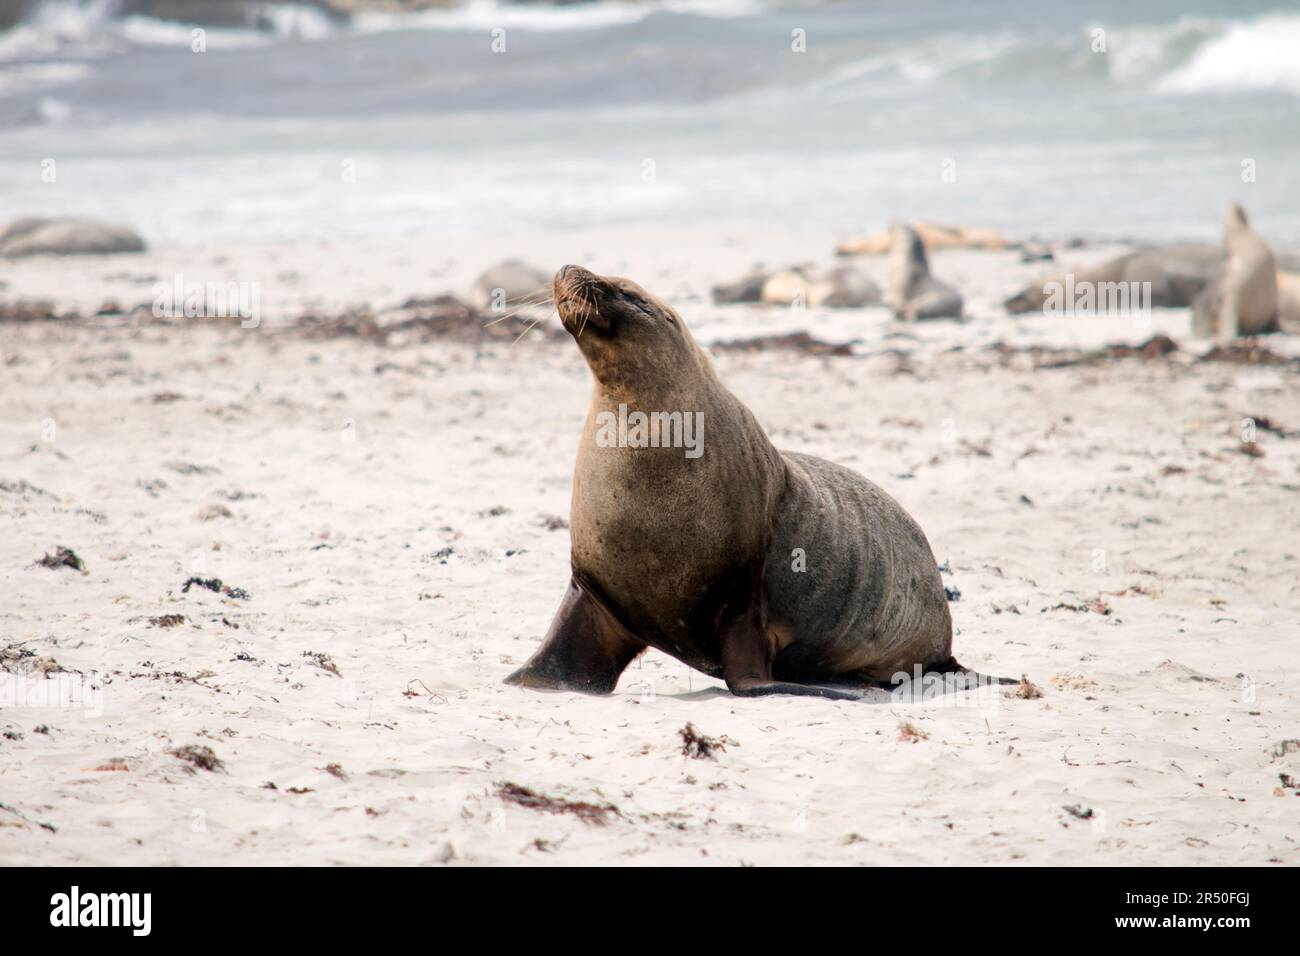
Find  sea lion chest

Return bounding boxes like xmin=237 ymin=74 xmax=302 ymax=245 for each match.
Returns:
xmin=568 ymin=392 xmax=776 ymax=666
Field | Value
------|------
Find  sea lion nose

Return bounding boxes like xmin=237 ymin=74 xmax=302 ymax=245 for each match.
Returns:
xmin=556 ymin=264 xmax=598 ymax=301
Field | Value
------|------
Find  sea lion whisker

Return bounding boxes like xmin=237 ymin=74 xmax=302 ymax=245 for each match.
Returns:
xmin=483 ymin=307 xmax=530 ymax=328
xmin=483 ymin=294 xmax=557 ymax=328
xmin=509 ymin=286 xmax=558 ymax=307
xmin=511 ymin=315 xmax=544 ymax=345
xmin=577 ymin=287 xmax=599 ymax=338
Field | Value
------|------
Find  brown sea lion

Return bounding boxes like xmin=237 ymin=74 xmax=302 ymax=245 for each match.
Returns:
xmin=1003 ymin=244 xmax=1222 ymax=314
xmin=710 ymin=265 xmax=771 ymax=304
xmin=0 ymin=217 xmax=146 ymax=258
xmin=887 ymin=222 xmax=964 ymax=321
xmin=505 ymin=265 xmax=995 ymax=701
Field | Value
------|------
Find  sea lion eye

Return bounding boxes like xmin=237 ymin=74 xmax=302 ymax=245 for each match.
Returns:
xmin=619 ymin=289 xmax=650 ymax=313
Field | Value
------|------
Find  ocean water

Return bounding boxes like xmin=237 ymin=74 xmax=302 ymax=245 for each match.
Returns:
xmin=0 ymin=0 xmax=1297 ymax=247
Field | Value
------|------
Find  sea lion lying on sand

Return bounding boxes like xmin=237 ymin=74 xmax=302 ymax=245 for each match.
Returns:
xmin=838 ymin=222 xmax=1005 ymax=257
xmin=1003 ymin=244 xmax=1221 ymax=314
xmin=887 ymin=222 xmax=963 ymax=321
xmin=760 ymin=264 xmax=881 ymax=308
xmin=505 ymin=266 xmax=1001 ymax=700
xmin=712 ymin=264 xmax=881 ymax=308
xmin=711 ymin=266 xmax=771 ymax=304
xmin=0 ymin=217 xmax=146 ymax=258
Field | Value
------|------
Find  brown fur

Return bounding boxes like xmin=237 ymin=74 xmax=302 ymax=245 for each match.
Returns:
xmin=1005 ymin=244 xmax=1222 ymax=314
xmin=505 ymin=266 xmax=967 ymax=701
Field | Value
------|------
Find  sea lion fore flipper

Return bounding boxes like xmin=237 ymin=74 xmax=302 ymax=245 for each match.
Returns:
xmin=504 ymin=577 xmax=645 ymax=695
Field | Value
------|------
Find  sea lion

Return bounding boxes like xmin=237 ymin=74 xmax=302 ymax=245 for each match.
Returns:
xmin=1191 ymin=204 xmax=1279 ymax=338
xmin=1003 ymin=244 xmax=1221 ymax=314
xmin=815 ymin=264 xmax=883 ymax=308
xmin=470 ymin=259 xmax=550 ymax=312
xmin=711 ymin=265 xmax=770 ymax=305
xmin=759 ymin=264 xmax=881 ymax=309
xmin=716 ymin=264 xmax=881 ymax=309
xmin=837 ymin=222 xmax=1005 ymax=257
xmin=887 ymin=222 xmax=963 ymax=321
xmin=505 ymin=265 xmax=991 ymax=700
xmin=0 ymin=217 xmax=146 ymax=258
xmin=759 ymin=269 xmax=811 ymax=308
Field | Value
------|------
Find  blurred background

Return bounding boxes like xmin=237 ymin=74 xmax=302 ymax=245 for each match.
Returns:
xmin=1 ymin=0 xmax=1297 ymax=247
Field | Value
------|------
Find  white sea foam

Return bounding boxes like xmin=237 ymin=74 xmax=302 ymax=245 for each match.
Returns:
xmin=353 ymin=0 xmax=758 ymax=34
xmin=1157 ymin=13 xmax=1300 ymax=95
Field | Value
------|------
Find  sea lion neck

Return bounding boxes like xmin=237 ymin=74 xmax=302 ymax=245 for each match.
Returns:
xmin=554 ymin=265 xmax=703 ymax=395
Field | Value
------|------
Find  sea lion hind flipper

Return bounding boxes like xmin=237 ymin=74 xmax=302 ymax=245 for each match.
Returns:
xmin=504 ymin=577 xmax=645 ymax=695
xmin=717 ymin=572 xmax=865 ymax=702
xmin=925 ymin=655 xmax=1018 ymax=686
xmin=728 ymin=679 xmax=867 ymax=702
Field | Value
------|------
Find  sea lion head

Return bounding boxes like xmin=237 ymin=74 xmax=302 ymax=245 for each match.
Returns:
xmin=1226 ymin=202 xmax=1249 ymax=232
xmin=553 ymin=265 xmax=697 ymax=386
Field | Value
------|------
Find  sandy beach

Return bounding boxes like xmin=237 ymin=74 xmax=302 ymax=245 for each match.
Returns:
xmin=2 ymin=228 xmax=1298 ymax=865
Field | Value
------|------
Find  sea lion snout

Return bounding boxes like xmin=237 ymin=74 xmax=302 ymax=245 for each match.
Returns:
xmin=555 ymin=263 xmax=588 ymax=287
xmin=555 ymin=264 xmax=612 ymax=333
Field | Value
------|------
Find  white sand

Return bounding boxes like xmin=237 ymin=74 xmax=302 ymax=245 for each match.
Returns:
xmin=1 ymin=229 xmax=1298 ymax=865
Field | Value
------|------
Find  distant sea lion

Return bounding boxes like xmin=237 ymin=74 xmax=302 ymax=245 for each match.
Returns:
xmin=505 ymin=265 xmax=996 ymax=700
xmin=838 ymin=222 xmax=1005 ymax=257
xmin=0 ymin=217 xmax=146 ymax=258
xmin=887 ymin=222 xmax=963 ymax=321
xmin=816 ymin=264 xmax=883 ymax=308
xmin=760 ymin=264 xmax=881 ymax=309
xmin=711 ymin=265 xmax=770 ymax=305
xmin=470 ymin=259 xmax=550 ymax=311
xmin=714 ymin=264 xmax=881 ymax=308
xmin=1191 ymin=204 xmax=1279 ymax=338
xmin=1004 ymin=244 xmax=1221 ymax=314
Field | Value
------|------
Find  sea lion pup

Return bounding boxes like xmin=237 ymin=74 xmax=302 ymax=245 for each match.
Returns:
xmin=1191 ymin=204 xmax=1280 ymax=338
xmin=887 ymin=222 xmax=964 ymax=321
xmin=505 ymin=265 xmax=995 ymax=701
